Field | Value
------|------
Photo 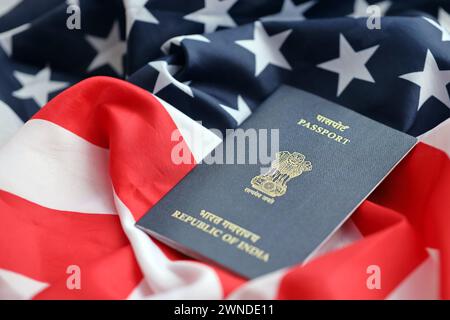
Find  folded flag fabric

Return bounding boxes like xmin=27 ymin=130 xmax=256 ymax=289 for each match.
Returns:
xmin=1 ymin=76 xmax=449 ymax=300
xmin=0 ymin=0 xmax=449 ymax=299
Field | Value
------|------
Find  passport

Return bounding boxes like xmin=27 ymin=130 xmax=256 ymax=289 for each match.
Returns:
xmin=136 ymin=86 xmax=417 ymax=279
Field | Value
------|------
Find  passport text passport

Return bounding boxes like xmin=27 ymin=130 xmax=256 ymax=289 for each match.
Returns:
xmin=136 ymin=86 xmax=417 ymax=279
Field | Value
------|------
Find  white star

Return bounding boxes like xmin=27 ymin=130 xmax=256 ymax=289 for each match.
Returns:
xmin=12 ymin=66 xmax=69 ymax=107
xmin=236 ymin=21 xmax=292 ymax=77
xmin=349 ymin=0 xmax=391 ymax=18
xmin=184 ymin=0 xmax=238 ymax=33
xmin=160 ymin=34 xmax=210 ymax=54
xmin=125 ymin=0 xmax=158 ymax=36
xmin=0 ymin=23 xmax=30 ymax=56
xmin=317 ymin=34 xmax=379 ymax=96
xmin=262 ymin=0 xmax=316 ymax=22
xmin=424 ymin=8 xmax=450 ymax=42
xmin=0 ymin=0 xmax=22 ymax=17
xmin=149 ymin=61 xmax=194 ymax=97
xmin=220 ymin=95 xmax=252 ymax=125
xmin=86 ymin=22 xmax=126 ymax=76
xmin=400 ymin=50 xmax=450 ymax=111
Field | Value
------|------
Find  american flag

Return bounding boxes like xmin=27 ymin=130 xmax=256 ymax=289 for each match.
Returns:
xmin=0 ymin=0 xmax=449 ymax=299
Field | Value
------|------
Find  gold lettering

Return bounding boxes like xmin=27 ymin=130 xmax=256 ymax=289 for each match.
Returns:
xmin=237 ymin=241 xmax=270 ymax=262
xmin=297 ymin=115 xmax=351 ymax=145
xmin=171 ymin=209 xmax=269 ymax=262
xmin=316 ymin=114 xmax=350 ymax=131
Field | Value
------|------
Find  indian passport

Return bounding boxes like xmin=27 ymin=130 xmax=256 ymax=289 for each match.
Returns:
xmin=136 ymin=86 xmax=417 ymax=279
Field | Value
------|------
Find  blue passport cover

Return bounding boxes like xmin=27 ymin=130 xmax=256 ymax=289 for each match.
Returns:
xmin=136 ymin=86 xmax=417 ymax=279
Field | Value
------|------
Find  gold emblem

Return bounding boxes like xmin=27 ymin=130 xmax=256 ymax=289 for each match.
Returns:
xmin=251 ymin=151 xmax=312 ymax=198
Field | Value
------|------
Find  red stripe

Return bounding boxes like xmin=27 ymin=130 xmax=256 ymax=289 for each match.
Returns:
xmin=33 ymin=76 xmax=195 ymax=219
xmin=4 ymin=76 xmax=449 ymax=299
xmin=370 ymin=143 xmax=450 ymax=299
xmin=29 ymin=77 xmax=244 ymax=297
xmin=33 ymin=246 xmax=142 ymax=300
xmin=0 ymin=190 xmax=129 ymax=283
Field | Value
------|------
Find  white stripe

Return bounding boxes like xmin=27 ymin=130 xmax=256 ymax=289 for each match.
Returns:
xmin=387 ymin=249 xmax=440 ymax=300
xmin=115 ymin=193 xmax=223 ymax=300
xmin=0 ymin=103 xmax=444 ymax=299
xmin=227 ymin=269 xmax=285 ymax=300
xmin=116 ymin=98 xmax=223 ymax=299
xmin=0 ymin=268 xmax=48 ymax=300
xmin=419 ymin=118 xmax=450 ymax=158
xmin=0 ymin=100 xmax=23 ymax=147
xmin=0 ymin=104 xmax=223 ymax=299
xmin=0 ymin=119 xmax=115 ymax=214
xmin=126 ymin=279 xmax=154 ymax=300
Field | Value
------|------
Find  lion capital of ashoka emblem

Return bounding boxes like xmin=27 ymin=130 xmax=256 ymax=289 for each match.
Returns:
xmin=251 ymin=151 xmax=312 ymax=198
